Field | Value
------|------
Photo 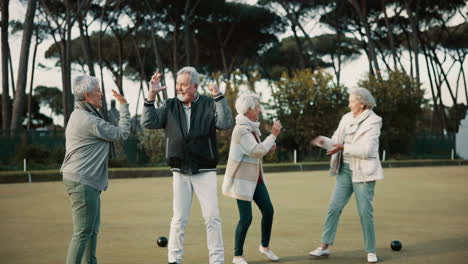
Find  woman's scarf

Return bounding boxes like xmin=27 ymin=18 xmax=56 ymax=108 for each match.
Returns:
xmin=344 ymin=109 xmax=371 ymax=136
xmin=75 ymin=101 xmax=116 ymax=159
xmin=235 ymin=114 xmax=261 ymax=137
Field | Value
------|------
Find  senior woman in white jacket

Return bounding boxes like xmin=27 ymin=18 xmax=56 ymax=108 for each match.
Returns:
xmin=309 ymin=88 xmax=383 ymax=263
xmin=222 ymin=94 xmax=282 ymax=264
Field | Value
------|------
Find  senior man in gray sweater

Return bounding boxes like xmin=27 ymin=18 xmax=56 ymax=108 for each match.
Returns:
xmin=61 ymin=75 xmax=131 ymax=264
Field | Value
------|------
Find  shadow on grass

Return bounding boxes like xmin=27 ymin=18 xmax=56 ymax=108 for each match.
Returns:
xmin=247 ymin=236 xmax=468 ymax=263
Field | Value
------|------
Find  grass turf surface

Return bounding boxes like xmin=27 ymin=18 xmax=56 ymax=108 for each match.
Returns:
xmin=1 ymin=166 xmax=467 ymax=264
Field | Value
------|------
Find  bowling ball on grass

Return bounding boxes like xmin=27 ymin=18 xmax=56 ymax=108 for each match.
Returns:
xmin=156 ymin=236 xmax=168 ymax=247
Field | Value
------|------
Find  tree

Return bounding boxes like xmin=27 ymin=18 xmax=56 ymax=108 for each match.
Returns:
xmin=197 ymin=2 xmax=286 ymax=77
xmin=10 ymin=0 xmax=37 ymax=132
xmin=1 ymin=0 xmax=10 ymax=131
xmin=39 ymin=0 xmax=81 ymax=127
xmin=308 ymin=34 xmax=361 ymax=86
xmin=358 ymin=70 xmax=427 ymax=155
xmin=258 ymin=0 xmax=330 ymax=69
xmin=269 ymin=68 xmax=348 ymax=159
xmin=34 ymin=85 xmax=63 ymax=116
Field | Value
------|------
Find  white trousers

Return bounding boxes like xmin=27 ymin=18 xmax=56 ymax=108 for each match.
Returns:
xmin=168 ymin=171 xmax=224 ymax=264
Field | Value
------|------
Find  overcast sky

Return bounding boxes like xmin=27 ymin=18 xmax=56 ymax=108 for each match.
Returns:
xmin=1 ymin=0 xmax=467 ymax=126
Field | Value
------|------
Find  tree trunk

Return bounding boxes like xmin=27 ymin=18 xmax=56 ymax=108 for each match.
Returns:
xmin=98 ymin=1 xmax=108 ymax=115
xmin=27 ymin=30 xmax=39 ymax=130
xmin=405 ymin=0 xmax=420 ymax=84
xmin=423 ymin=46 xmax=443 ymax=134
xmin=63 ymin=0 xmax=73 ymax=126
xmin=117 ymin=37 xmax=124 ymax=95
xmin=171 ymin=22 xmax=179 ymax=95
xmin=10 ymin=0 xmax=37 ymax=132
xmin=78 ymin=18 xmax=96 ymax=76
xmin=183 ymin=0 xmax=192 ymax=66
xmin=348 ymin=0 xmax=381 ymax=76
xmin=429 ymin=47 xmax=457 ymax=105
xmin=143 ymin=0 xmax=167 ymax=99
xmin=1 ymin=0 xmax=10 ymax=131
xmin=379 ymin=0 xmax=398 ymax=69
xmin=291 ymin=25 xmax=306 ymax=69
xmin=8 ymin=44 xmax=15 ymax=94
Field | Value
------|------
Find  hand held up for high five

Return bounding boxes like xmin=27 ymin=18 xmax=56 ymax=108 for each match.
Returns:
xmin=207 ymin=83 xmax=220 ymax=97
xmin=147 ymin=72 xmax=167 ymax=101
xmin=271 ymin=120 xmax=282 ymax=137
xmin=112 ymin=89 xmax=127 ymax=104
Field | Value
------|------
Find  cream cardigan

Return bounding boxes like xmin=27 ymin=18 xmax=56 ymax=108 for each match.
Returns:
xmin=222 ymin=123 xmax=276 ymax=201
xmin=329 ymin=110 xmax=384 ymax=182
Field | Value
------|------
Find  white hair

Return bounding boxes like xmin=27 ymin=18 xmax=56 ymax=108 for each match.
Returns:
xmin=350 ymin=87 xmax=376 ymax=109
xmin=177 ymin=66 xmax=199 ymax=87
xmin=235 ymin=94 xmax=260 ymax=115
xmin=73 ymin=75 xmax=100 ymax=101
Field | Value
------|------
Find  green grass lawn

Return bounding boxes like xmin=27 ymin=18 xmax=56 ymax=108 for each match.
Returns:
xmin=1 ymin=166 xmax=467 ymax=264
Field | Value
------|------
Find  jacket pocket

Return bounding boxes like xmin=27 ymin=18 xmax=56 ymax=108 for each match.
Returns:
xmin=359 ymin=158 xmax=378 ymax=176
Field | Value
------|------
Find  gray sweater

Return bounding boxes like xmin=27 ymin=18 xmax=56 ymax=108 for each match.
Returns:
xmin=61 ymin=104 xmax=131 ymax=191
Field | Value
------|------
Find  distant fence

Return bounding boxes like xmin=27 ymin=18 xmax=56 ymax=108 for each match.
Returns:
xmin=0 ymin=130 xmax=140 ymax=170
xmin=0 ymin=130 xmax=459 ymax=171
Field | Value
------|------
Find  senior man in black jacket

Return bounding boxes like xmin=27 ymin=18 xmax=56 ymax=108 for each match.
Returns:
xmin=142 ymin=66 xmax=233 ymax=264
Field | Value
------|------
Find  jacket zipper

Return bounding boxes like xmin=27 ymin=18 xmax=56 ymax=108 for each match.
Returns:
xmin=208 ymin=138 xmax=214 ymax=158
xmin=166 ymin=138 xmax=169 ymax=159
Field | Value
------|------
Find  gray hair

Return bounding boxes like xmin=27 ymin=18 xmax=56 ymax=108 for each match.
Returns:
xmin=73 ymin=75 xmax=100 ymax=101
xmin=177 ymin=66 xmax=199 ymax=87
xmin=235 ymin=93 xmax=259 ymax=115
xmin=350 ymin=87 xmax=376 ymax=109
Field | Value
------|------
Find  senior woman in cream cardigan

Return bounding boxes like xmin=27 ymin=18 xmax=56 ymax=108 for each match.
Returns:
xmin=310 ymin=88 xmax=383 ymax=263
xmin=222 ymin=94 xmax=282 ymax=264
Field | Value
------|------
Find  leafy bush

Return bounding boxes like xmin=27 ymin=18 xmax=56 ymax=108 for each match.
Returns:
xmin=13 ymin=143 xmax=65 ymax=170
xmin=138 ymin=129 xmax=167 ymax=166
xmin=269 ymin=68 xmax=348 ymax=160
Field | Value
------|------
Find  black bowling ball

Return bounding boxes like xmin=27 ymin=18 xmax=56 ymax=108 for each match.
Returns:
xmin=390 ymin=240 xmax=402 ymax=251
xmin=156 ymin=236 xmax=168 ymax=247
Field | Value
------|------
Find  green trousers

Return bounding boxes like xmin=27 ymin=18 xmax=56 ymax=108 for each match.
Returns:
xmin=64 ymin=180 xmax=101 ymax=264
xmin=321 ymin=163 xmax=376 ymax=253
xmin=235 ymin=182 xmax=274 ymax=256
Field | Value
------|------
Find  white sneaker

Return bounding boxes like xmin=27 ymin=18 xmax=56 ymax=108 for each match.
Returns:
xmin=309 ymin=247 xmax=330 ymax=257
xmin=232 ymin=256 xmax=248 ymax=264
xmin=258 ymin=245 xmax=280 ymax=262
xmin=367 ymin=253 xmax=378 ymax=263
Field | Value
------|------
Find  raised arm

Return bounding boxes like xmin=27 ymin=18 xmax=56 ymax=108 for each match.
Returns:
xmin=238 ymin=121 xmax=282 ymax=159
xmin=92 ymin=89 xmax=131 ymax=142
xmin=141 ymin=72 xmax=168 ymax=129
xmin=208 ymin=83 xmax=233 ymax=130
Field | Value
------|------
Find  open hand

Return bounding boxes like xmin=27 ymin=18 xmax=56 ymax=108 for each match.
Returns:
xmin=112 ymin=89 xmax=127 ymax=104
xmin=148 ymin=72 xmax=167 ymax=100
xmin=207 ymin=83 xmax=220 ymax=96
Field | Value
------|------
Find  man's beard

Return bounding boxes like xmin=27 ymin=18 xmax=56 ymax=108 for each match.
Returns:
xmin=177 ymin=93 xmax=189 ymax=102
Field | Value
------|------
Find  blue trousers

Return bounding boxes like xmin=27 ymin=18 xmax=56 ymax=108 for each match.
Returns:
xmin=321 ymin=163 xmax=376 ymax=253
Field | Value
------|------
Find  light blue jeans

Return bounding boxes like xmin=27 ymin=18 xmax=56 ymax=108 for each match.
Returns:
xmin=64 ymin=180 xmax=101 ymax=264
xmin=321 ymin=163 xmax=376 ymax=253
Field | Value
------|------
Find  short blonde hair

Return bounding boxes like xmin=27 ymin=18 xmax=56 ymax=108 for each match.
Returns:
xmin=235 ymin=94 xmax=259 ymax=115
xmin=350 ymin=88 xmax=376 ymax=109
